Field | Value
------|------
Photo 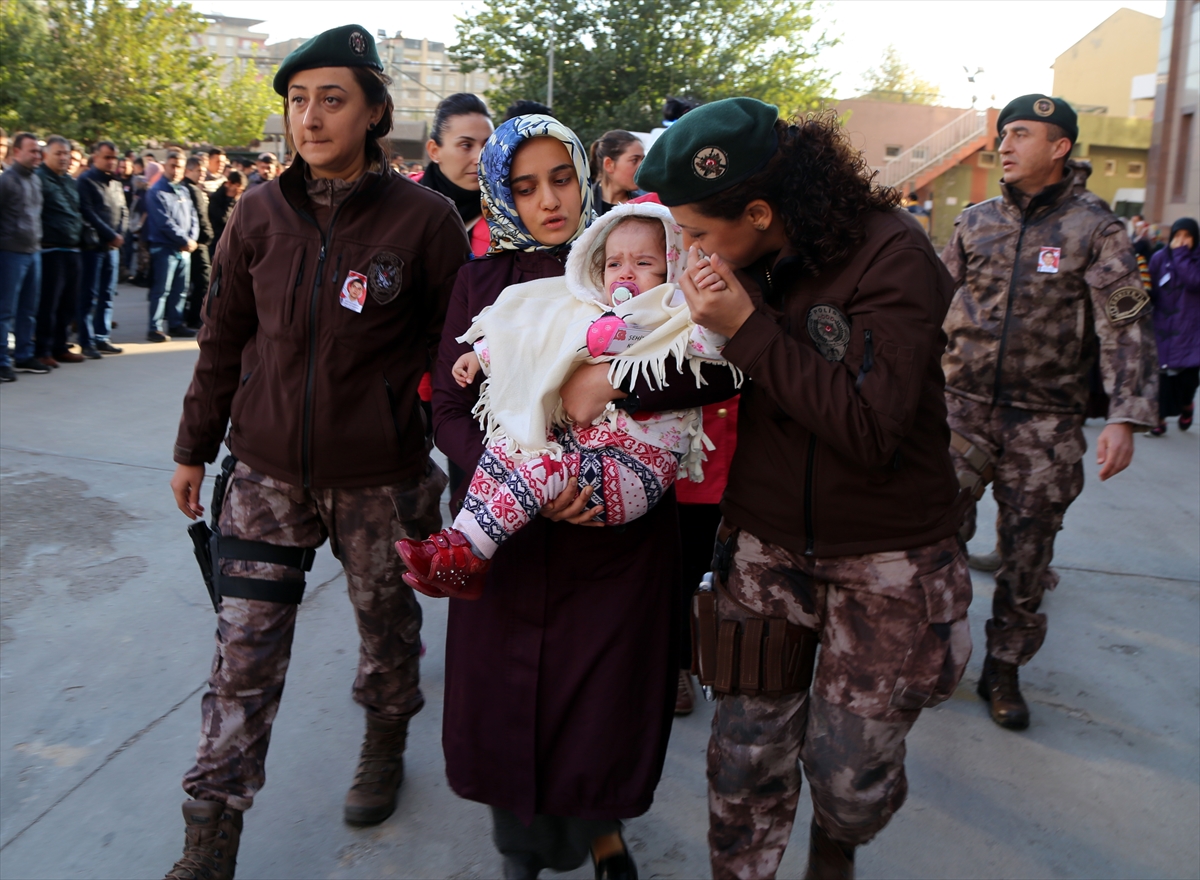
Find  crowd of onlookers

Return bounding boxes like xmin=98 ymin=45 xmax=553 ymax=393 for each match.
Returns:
xmin=0 ymin=129 xmax=276 ymax=383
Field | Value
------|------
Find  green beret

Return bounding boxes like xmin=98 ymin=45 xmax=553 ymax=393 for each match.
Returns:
xmin=997 ymin=94 xmax=1078 ymax=144
xmin=273 ymin=24 xmax=384 ymax=97
xmin=636 ymin=97 xmax=780 ymax=206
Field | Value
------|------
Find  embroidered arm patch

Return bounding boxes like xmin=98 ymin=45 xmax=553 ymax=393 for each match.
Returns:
xmin=1105 ymin=286 xmax=1150 ymax=325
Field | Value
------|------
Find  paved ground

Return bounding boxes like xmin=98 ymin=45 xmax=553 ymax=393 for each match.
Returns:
xmin=1 ymin=285 xmax=1197 ymax=879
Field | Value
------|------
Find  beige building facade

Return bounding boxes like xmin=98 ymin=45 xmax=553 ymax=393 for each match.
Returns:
xmin=195 ymin=15 xmax=270 ymax=85
xmin=1051 ymin=7 xmax=1162 ymax=117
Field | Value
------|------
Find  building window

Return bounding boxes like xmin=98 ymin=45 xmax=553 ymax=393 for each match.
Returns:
xmin=912 ymin=146 xmax=927 ymax=160
xmin=1104 ymin=160 xmax=1117 ymax=176
xmin=1173 ymin=113 xmax=1193 ymax=201
xmin=884 ymin=144 xmax=901 ymax=158
xmin=225 ymin=36 xmax=234 ymax=47
xmin=978 ymin=151 xmax=997 ymax=168
xmin=1126 ymin=161 xmax=1145 ymax=178
xmin=428 ymin=74 xmax=442 ymax=88
xmin=404 ymin=38 xmax=421 ymax=50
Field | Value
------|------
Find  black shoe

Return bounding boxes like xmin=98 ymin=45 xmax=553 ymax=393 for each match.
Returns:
xmin=146 ymin=331 xmax=170 ymax=343
xmin=95 ymin=340 xmax=124 ymax=354
xmin=594 ymin=840 xmax=637 ymax=880
xmin=977 ymin=654 xmax=1031 ymax=730
xmin=0 ymin=366 xmax=15 ymax=383
xmin=167 ymin=325 xmax=197 ymax=338
xmin=80 ymin=346 xmax=103 ymax=360
xmin=13 ymin=358 xmax=50 ymax=374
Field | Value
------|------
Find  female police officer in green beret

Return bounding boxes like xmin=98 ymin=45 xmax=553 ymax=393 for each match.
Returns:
xmin=165 ymin=25 xmax=468 ymax=879
xmin=631 ymin=98 xmax=973 ymax=879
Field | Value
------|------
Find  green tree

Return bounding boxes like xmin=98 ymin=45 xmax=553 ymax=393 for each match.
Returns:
xmin=452 ymin=0 xmax=836 ymax=144
xmin=858 ymin=45 xmax=941 ymax=105
xmin=202 ymin=53 xmax=281 ymax=148
xmin=0 ymin=0 xmax=214 ymax=145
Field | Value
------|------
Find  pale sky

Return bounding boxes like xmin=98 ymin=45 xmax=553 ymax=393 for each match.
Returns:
xmin=194 ymin=0 xmax=1168 ymax=109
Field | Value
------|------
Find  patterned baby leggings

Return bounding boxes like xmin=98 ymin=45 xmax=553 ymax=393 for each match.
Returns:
xmin=454 ymin=422 xmax=679 ymax=558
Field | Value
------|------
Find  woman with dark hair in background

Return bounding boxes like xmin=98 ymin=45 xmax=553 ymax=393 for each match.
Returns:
xmin=589 ymin=129 xmax=645 ymax=215
xmin=416 ymin=92 xmax=494 ymax=258
xmin=165 ymin=25 xmax=467 ymax=879
xmin=1148 ymin=217 xmax=1200 ymax=435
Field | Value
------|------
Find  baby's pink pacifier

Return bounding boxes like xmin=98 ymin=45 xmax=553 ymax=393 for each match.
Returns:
xmin=609 ymin=281 xmax=640 ymax=305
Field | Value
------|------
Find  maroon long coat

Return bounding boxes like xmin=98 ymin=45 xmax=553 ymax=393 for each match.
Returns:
xmin=434 ymin=251 xmax=719 ymax=823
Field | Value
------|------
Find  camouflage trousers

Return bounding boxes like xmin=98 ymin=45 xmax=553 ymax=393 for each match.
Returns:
xmin=946 ymin=394 xmax=1086 ymax=666
xmin=182 ymin=459 xmax=446 ymax=811
xmin=707 ymin=530 xmax=972 ymax=879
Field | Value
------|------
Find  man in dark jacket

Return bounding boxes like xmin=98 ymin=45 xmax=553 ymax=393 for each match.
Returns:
xmin=181 ymin=156 xmax=215 ymax=329
xmin=77 ymin=140 xmax=128 ymax=357
xmin=0 ymin=132 xmax=47 ymax=380
xmin=35 ymin=135 xmax=86 ymax=367
xmin=207 ymin=170 xmax=245 ymax=252
xmin=145 ymin=150 xmax=199 ymax=342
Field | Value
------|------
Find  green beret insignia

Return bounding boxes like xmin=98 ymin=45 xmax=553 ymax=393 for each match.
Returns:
xmin=1033 ymin=98 xmax=1055 ymax=117
xmin=693 ymin=147 xmax=729 ymax=180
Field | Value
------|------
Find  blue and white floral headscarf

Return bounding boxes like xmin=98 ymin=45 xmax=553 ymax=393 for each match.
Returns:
xmin=479 ymin=114 xmax=594 ymax=254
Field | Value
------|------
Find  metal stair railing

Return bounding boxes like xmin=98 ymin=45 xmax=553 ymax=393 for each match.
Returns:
xmin=880 ymin=108 xmax=989 ymax=189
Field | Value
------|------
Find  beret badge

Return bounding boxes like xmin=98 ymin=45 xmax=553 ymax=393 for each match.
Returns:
xmin=349 ymin=30 xmax=367 ymax=56
xmin=1033 ymin=98 xmax=1055 ymax=117
xmin=692 ymin=146 xmax=729 ymax=180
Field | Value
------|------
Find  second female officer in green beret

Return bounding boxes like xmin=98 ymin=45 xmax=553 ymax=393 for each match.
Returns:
xmin=635 ymin=98 xmax=973 ymax=880
xmin=165 ymin=25 xmax=468 ymax=879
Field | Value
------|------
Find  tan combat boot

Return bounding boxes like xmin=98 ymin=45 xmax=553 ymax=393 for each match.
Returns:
xmin=165 ymin=799 xmax=242 ymax=880
xmin=803 ymin=819 xmax=855 ymax=880
xmin=344 ymin=712 xmax=408 ymax=825
xmin=977 ymin=654 xmax=1031 ymax=729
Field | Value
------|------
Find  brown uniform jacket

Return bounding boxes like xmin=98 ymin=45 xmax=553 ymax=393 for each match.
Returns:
xmin=721 ymin=209 xmax=967 ymax=558
xmin=174 ymin=157 xmax=469 ymax=488
xmin=941 ymin=160 xmax=1157 ymax=424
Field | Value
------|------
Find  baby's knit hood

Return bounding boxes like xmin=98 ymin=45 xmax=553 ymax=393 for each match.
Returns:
xmin=565 ymin=202 xmax=686 ymax=305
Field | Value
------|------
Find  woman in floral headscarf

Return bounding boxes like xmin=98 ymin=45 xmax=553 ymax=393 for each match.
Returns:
xmin=432 ymin=116 xmax=736 ymax=879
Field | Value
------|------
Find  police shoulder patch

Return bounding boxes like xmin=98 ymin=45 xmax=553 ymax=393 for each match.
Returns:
xmin=367 ymin=251 xmax=404 ymax=304
xmin=806 ymin=304 xmax=851 ymax=362
xmin=1105 ymin=285 xmax=1150 ymax=325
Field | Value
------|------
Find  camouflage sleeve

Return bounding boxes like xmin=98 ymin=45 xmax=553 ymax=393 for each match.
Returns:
xmin=939 ymin=215 xmax=967 ymax=288
xmin=1084 ymin=220 xmax=1159 ymax=427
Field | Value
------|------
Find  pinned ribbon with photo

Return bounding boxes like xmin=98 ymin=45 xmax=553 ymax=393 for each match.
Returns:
xmin=340 ymin=270 xmax=368 ymax=313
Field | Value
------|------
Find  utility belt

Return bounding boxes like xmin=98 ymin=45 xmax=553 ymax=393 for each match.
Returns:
xmin=187 ymin=455 xmax=316 ymax=613
xmin=691 ymin=523 xmax=818 ymax=701
xmin=950 ymin=430 xmax=994 ymax=500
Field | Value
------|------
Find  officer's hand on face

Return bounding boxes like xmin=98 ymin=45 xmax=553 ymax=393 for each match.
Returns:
xmin=1096 ymin=422 xmax=1135 ymax=481
xmin=539 ymin=478 xmax=605 ymax=526
xmin=171 ymin=463 xmax=206 ymax=519
xmin=679 ymin=247 xmax=756 ymax=339
xmin=1170 ymin=230 xmax=1195 ymax=250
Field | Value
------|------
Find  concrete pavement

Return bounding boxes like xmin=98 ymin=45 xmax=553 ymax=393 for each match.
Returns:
xmin=1 ymin=284 xmax=1197 ymax=879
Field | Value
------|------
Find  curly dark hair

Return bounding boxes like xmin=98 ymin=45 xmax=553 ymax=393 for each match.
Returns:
xmin=693 ymin=111 xmax=900 ymax=276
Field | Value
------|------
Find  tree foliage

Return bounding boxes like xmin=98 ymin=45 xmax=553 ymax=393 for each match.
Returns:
xmin=0 ymin=0 xmax=278 ymax=148
xmin=203 ymin=55 xmax=280 ymax=148
xmin=452 ymin=0 xmax=835 ymax=144
xmin=858 ymin=45 xmax=941 ymax=105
